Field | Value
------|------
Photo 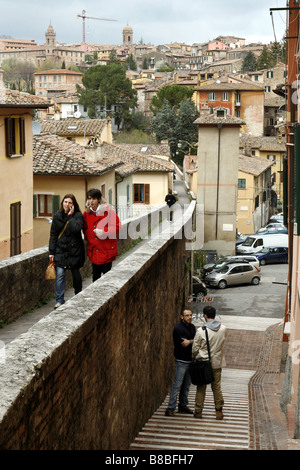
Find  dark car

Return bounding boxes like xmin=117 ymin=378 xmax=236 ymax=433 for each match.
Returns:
xmin=192 ymin=276 xmax=207 ymax=300
xmin=255 ymin=247 xmax=288 ymax=265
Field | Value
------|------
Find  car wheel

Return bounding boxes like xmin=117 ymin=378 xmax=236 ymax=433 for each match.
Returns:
xmin=251 ymin=276 xmax=260 ymax=285
xmin=260 ymin=259 xmax=266 ymax=266
xmin=218 ymin=280 xmax=227 ymax=289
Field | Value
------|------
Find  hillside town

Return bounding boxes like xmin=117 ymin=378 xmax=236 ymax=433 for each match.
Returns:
xmin=1 ymin=1 xmax=300 ymax=452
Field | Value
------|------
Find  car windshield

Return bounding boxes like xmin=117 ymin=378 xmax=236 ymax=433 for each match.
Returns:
xmin=215 ymin=265 xmax=230 ymax=274
xmin=215 ymin=258 xmax=227 ymax=266
xmin=242 ymin=237 xmax=255 ymax=247
xmin=258 ymin=247 xmax=269 ymax=253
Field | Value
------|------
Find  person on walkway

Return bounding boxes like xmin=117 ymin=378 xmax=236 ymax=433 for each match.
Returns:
xmin=49 ymin=194 xmax=85 ymax=309
xmin=165 ymin=189 xmax=176 ymax=221
xmin=165 ymin=309 xmax=196 ymax=416
xmin=192 ymin=306 xmax=227 ymax=420
xmin=83 ymin=188 xmax=121 ymax=282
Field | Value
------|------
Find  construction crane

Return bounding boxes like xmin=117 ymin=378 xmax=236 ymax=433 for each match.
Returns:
xmin=77 ymin=10 xmax=117 ymax=44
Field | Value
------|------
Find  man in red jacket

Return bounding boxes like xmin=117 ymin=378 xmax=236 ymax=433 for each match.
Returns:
xmin=83 ymin=188 xmax=121 ymax=282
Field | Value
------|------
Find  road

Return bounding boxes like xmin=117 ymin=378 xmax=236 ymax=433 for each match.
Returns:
xmin=192 ymin=263 xmax=288 ymax=320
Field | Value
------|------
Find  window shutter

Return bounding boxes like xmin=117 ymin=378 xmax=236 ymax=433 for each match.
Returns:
xmin=144 ymin=184 xmax=150 ymax=204
xmin=20 ymin=118 xmax=25 ymax=155
xmin=33 ymin=195 xmax=37 ymax=218
xmin=5 ymin=118 xmax=13 ymax=157
xmin=52 ymin=195 xmax=60 ymax=216
xmin=108 ymin=188 xmax=112 ymax=205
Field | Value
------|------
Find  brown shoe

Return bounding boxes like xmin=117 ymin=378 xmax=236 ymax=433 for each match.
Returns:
xmin=194 ymin=411 xmax=202 ymax=419
xmin=165 ymin=409 xmax=174 ymax=417
xmin=216 ymin=410 xmax=223 ymax=420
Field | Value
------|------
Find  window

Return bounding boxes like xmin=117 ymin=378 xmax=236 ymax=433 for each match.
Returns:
xmin=5 ymin=117 xmax=25 ymax=157
xmin=101 ymin=184 xmax=106 ymax=199
xmin=33 ymin=194 xmax=60 ymax=217
xmin=221 ymin=92 xmax=229 ymax=101
xmin=238 ymin=179 xmax=246 ymax=189
xmin=265 ymin=86 xmax=271 ymax=93
xmin=133 ymin=184 xmax=150 ymax=203
xmin=208 ymin=92 xmax=216 ymax=101
xmin=267 ymin=71 xmax=273 ymax=78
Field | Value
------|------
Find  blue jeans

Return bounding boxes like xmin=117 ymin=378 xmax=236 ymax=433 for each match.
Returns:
xmin=56 ymin=266 xmax=82 ymax=304
xmin=166 ymin=360 xmax=192 ymax=411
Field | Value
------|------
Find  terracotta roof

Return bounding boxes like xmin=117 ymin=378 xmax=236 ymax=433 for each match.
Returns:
xmin=100 ymin=142 xmax=174 ymax=174
xmin=195 ymin=82 xmax=264 ymax=92
xmin=34 ymin=69 xmax=83 ymax=76
xmin=33 ymin=134 xmax=122 ymax=176
xmin=194 ymin=114 xmax=245 ymax=126
xmin=238 ymin=154 xmax=274 ymax=176
xmin=39 ymin=118 xmax=106 ymax=136
xmin=239 ymin=134 xmax=286 ymax=152
xmin=0 ymin=89 xmax=50 ymax=108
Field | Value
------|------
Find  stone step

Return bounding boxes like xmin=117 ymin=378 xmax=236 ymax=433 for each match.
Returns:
xmin=130 ymin=368 xmax=254 ymax=451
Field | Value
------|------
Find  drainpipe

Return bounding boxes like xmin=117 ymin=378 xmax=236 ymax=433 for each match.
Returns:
xmin=216 ymin=123 xmax=222 ymax=239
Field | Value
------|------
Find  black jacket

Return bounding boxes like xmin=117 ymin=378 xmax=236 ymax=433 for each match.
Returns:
xmin=173 ymin=321 xmax=196 ymax=362
xmin=165 ymin=193 xmax=176 ymax=207
xmin=49 ymin=210 xmax=85 ymax=269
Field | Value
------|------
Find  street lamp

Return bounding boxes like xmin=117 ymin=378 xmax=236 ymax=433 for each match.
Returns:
xmin=178 ymin=140 xmax=198 ymax=155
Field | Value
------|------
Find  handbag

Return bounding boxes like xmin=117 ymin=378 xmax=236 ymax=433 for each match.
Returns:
xmin=45 ymin=260 xmax=56 ymax=280
xmin=189 ymin=326 xmax=214 ymax=386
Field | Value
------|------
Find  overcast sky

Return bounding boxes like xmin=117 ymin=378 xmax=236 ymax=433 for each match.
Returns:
xmin=0 ymin=0 xmax=287 ymax=47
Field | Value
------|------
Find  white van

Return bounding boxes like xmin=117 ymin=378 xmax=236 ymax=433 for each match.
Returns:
xmin=236 ymin=234 xmax=288 ymax=254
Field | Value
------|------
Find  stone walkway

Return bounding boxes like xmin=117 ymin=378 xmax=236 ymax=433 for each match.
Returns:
xmin=130 ymin=315 xmax=300 ymax=451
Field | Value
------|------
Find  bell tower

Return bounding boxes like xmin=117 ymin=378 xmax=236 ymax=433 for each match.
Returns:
xmin=123 ymin=24 xmax=133 ymax=47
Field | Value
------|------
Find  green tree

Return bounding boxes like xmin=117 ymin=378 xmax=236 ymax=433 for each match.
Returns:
xmin=257 ymin=45 xmax=273 ymax=70
xmin=125 ymin=54 xmax=137 ymax=71
xmin=150 ymin=84 xmax=194 ymax=114
xmin=2 ymin=58 xmax=35 ymax=92
xmin=150 ymin=98 xmax=199 ymax=165
xmin=241 ymin=52 xmax=257 ymax=72
xmin=108 ymin=49 xmax=121 ymax=65
xmin=77 ymin=63 xmax=137 ymax=126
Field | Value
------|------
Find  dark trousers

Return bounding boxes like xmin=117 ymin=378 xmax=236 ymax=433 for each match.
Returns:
xmin=92 ymin=262 xmax=112 ymax=282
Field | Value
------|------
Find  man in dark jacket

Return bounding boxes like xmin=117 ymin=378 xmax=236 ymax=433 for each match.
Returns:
xmin=165 ymin=309 xmax=196 ymax=416
xmin=165 ymin=189 xmax=176 ymax=221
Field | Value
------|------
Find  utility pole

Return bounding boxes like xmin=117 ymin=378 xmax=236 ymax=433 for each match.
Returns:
xmin=77 ymin=10 xmax=117 ymax=44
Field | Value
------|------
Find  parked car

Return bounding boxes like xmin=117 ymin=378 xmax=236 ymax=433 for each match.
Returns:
xmin=205 ymin=263 xmax=261 ymax=289
xmin=236 ymin=233 xmax=288 ymax=254
xmin=255 ymin=247 xmax=288 ymax=265
xmin=258 ymin=226 xmax=288 ymax=235
xmin=202 ymin=255 xmax=260 ymax=276
xmin=192 ymin=276 xmax=207 ymax=299
xmin=258 ymin=223 xmax=287 ymax=233
xmin=267 ymin=214 xmax=284 ymax=224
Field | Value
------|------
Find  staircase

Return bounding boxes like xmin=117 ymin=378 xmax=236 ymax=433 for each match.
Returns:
xmin=130 ymin=369 xmax=254 ymax=451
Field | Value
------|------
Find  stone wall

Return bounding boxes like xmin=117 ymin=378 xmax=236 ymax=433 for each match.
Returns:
xmin=0 ymin=205 xmax=166 ymax=325
xmin=0 ymin=202 xmax=195 ymax=450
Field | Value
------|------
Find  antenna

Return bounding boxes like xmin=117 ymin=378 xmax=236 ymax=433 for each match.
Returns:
xmin=76 ymin=10 xmax=117 ymax=44
xmin=74 ymin=111 xmax=81 ymax=119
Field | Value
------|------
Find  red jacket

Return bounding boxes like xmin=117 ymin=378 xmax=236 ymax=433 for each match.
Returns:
xmin=83 ymin=204 xmax=121 ymax=265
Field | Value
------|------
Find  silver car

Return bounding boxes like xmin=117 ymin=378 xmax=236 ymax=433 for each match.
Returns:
xmin=205 ymin=262 xmax=261 ymax=289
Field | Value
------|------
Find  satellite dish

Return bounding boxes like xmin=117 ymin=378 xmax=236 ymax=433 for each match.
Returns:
xmin=74 ymin=111 xmax=81 ymax=119
xmin=32 ymin=121 xmax=42 ymax=135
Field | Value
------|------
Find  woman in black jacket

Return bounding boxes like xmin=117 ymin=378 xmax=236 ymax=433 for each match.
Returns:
xmin=49 ymin=194 xmax=85 ymax=308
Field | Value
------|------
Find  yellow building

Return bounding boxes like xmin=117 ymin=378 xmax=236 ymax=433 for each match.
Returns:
xmin=239 ymin=135 xmax=286 ymax=202
xmin=237 ymin=154 xmax=273 ymax=235
xmin=0 ymin=68 xmax=50 ymax=260
xmin=34 ymin=69 xmax=83 ymax=98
